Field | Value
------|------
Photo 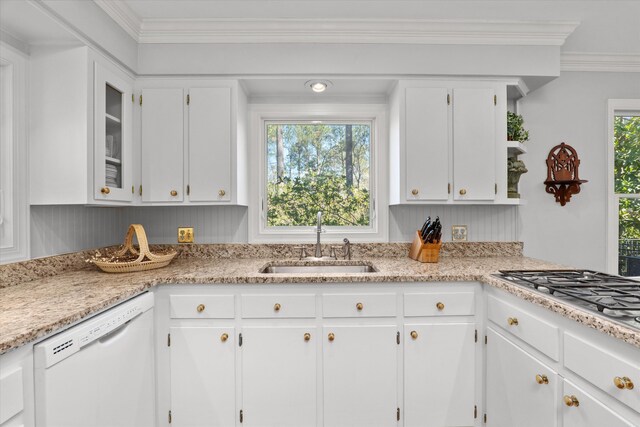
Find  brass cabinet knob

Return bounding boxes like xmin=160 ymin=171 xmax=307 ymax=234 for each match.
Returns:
xmin=304 ymin=333 xmax=311 ymax=342
xmin=328 ymin=332 xmax=335 ymax=342
xmin=411 ymin=189 xmax=419 ymax=196
xmin=220 ymin=333 xmax=229 ymax=342
xmin=410 ymin=330 xmax=418 ymax=340
xmin=274 ymin=303 xmax=281 ymax=312
xmin=436 ymin=302 xmax=445 ymax=311
xmin=100 ymin=187 xmax=110 ymax=195
xmin=535 ymin=374 xmax=549 ymax=385
xmin=196 ymin=304 xmax=205 ymax=313
xmin=219 ymin=189 xmax=226 ymax=197
xmin=356 ymin=302 xmax=363 ymax=311
xmin=170 ymin=190 xmax=178 ymax=196
xmin=563 ymin=395 xmax=580 ymax=407
xmin=507 ymin=317 xmax=519 ymax=326
xmin=459 ymin=189 xmax=467 ymax=195
xmin=614 ymin=376 xmax=634 ymax=390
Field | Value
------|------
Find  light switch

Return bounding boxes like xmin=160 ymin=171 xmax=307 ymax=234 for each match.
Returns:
xmin=178 ymin=227 xmax=194 ymax=243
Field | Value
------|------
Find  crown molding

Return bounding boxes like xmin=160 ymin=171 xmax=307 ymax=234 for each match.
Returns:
xmin=91 ymin=2 xmax=578 ymax=47
xmin=93 ymin=0 xmax=141 ymax=41
xmin=561 ymin=52 xmax=640 ymax=73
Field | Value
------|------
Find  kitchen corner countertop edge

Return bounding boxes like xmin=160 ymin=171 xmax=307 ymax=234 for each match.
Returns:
xmin=1 ymin=256 xmax=639 ymax=354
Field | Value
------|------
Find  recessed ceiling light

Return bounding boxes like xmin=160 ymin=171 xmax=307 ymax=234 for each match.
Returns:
xmin=305 ymin=80 xmax=332 ymax=93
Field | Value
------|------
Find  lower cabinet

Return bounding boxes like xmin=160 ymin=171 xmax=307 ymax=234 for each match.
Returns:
xmin=169 ymin=326 xmax=236 ymax=427
xmin=562 ymin=380 xmax=634 ymax=427
xmin=323 ymin=325 xmax=399 ymax=427
xmin=404 ymin=323 xmax=476 ymax=427
xmin=486 ymin=327 xmax=558 ymax=427
xmin=241 ymin=326 xmax=317 ymax=427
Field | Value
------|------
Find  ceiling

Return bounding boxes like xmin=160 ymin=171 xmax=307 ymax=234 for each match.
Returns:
xmin=0 ymin=1 xmax=78 ymax=48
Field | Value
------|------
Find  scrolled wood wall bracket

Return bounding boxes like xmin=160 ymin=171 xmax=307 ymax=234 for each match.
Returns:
xmin=543 ymin=142 xmax=588 ymax=206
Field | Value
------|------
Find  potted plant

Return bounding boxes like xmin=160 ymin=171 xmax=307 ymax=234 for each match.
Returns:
xmin=507 ymin=112 xmax=530 ymax=142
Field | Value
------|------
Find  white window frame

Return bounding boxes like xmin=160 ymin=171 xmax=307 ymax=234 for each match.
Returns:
xmin=606 ymin=99 xmax=640 ymax=276
xmin=0 ymin=42 xmax=29 ymax=263
xmin=248 ymin=104 xmax=388 ymax=243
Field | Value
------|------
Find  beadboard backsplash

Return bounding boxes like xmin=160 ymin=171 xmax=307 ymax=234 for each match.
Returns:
xmin=389 ymin=205 xmax=519 ymax=242
xmin=30 ymin=204 xmax=515 ymax=258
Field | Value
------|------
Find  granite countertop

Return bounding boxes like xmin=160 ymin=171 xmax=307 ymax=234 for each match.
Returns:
xmin=1 ymin=244 xmax=639 ymax=354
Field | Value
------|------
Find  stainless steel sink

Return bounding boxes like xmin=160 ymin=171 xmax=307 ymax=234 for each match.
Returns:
xmin=260 ymin=263 xmax=377 ymax=274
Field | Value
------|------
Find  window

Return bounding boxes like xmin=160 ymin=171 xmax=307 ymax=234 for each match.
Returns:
xmin=608 ymin=100 xmax=640 ymax=277
xmin=266 ymin=122 xmax=371 ymax=227
xmin=0 ymin=43 xmax=29 ymax=263
xmin=250 ymin=105 xmax=387 ymax=242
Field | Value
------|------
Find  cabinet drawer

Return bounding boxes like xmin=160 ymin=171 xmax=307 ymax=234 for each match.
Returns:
xmin=404 ymin=291 xmax=475 ymax=316
xmin=562 ymin=379 xmax=634 ymax=427
xmin=0 ymin=367 xmax=23 ymax=424
xmin=487 ymin=295 xmax=559 ymax=360
xmin=170 ymin=295 xmax=235 ymax=319
xmin=564 ymin=333 xmax=640 ymax=413
xmin=322 ymin=293 xmax=396 ymax=318
xmin=241 ymin=295 xmax=316 ymax=318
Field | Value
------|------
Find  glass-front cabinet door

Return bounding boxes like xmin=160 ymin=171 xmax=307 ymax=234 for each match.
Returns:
xmin=94 ymin=62 xmax=133 ymax=202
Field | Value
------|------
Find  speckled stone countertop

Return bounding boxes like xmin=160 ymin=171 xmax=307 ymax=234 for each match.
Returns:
xmin=1 ymin=243 xmax=638 ymax=354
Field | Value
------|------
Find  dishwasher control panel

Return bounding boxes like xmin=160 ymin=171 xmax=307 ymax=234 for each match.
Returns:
xmin=34 ymin=292 xmax=154 ymax=369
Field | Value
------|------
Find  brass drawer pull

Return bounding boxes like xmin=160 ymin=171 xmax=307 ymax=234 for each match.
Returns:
xmin=196 ymin=304 xmax=205 ymax=313
xmin=507 ymin=317 xmax=519 ymax=326
xmin=274 ymin=303 xmax=281 ymax=312
xmin=411 ymin=189 xmax=419 ymax=196
xmin=220 ymin=333 xmax=229 ymax=342
xmin=328 ymin=332 xmax=335 ymax=342
xmin=459 ymin=189 xmax=467 ymax=195
xmin=614 ymin=376 xmax=634 ymax=390
xmin=410 ymin=330 xmax=418 ymax=340
xmin=219 ymin=189 xmax=226 ymax=197
xmin=535 ymin=374 xmax=549 ymax=385
xmin=170 ymin=190 xmax=178 ymax=196
xmin=100 ymin=187 xmax=110 ymax=195
xmin=304 ymin=333 xmax=311 ymax=342
xmin=356 ymin=302 xmax=363 ymax=311
xmin=563 ymin=395 xmax=579 ymax=407
xmin=436 ymin=302 xmax=445 ymax=311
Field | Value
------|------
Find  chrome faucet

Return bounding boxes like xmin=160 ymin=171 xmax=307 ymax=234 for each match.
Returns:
xmin=315 ymin=211 xmax=324 ymax=258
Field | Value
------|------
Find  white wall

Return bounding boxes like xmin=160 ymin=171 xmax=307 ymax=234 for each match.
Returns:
xmin=518 ymin=71 xmax=640 ymax=270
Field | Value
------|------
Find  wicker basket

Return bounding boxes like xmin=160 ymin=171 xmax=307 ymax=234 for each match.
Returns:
xmin=93 ymin=224 xmax=177 ymax=273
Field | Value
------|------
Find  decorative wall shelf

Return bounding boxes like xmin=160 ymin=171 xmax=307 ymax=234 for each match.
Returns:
xmin=544 ymin=142 xmax=587 ymax=206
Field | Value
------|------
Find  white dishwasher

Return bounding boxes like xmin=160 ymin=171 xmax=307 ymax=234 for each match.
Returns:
xmin=34 ymin=292 xmax=155 ymax=427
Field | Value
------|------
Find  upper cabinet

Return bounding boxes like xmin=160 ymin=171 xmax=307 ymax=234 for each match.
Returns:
xmin=30 ymin=46 xmax=135 ymax=205
xmin=136 ymin=80 xmax=247 ymax=205
xmin=389 ymin=80 xmax=509 ymax=205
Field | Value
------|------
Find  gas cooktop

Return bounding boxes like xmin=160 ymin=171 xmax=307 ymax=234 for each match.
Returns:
xmin=494 ymin=270 xmax=640 ymax=331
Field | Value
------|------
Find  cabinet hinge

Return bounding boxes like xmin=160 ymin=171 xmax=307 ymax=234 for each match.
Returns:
xmin=167 ymin=333 xmax=171 ymax=346
xmin=484 ymin=413 xmax=487 ymax=423
xmin=397 ymin=407 xmax=400 ymax=421
xmin=139 ymin=94 xmax=142 ymax=106
xmin=239 ymin=333 xmax=243 ymax=347
xmin=485 ymin=335 xmax=488 ymax=345
xmin=474 ymin=405 xmax=478 ymax=418
xmin=448 ymin=183 xmax=451 ymax=194
xmin=131 ymin=185 xmax=134 ymax=194
xmin=475 ymin=329 xmax=478 ymax=343
xmin=495 ymin=183 xmax=498 ymax=194
xmin=187 ymin=185 xmax=190 ymax=196
xmin=168 ymin=410 xmax=172 ymax=424
xmin=396 ymin=331 xmax=400 ymax=345
xmin=493 ymin=95 xmax=497 ymax=105
xmin=139 ymin=185 xmax=143 ymax=196
xmin=186 ymin=94 xmax=190 ymax=105
xmin=447 ymin=93 xmax=450 ymax=105
xmin=131 ymin=93 xmax=134 ymax=103
xmin=239 ymin=409 xmax=243 ymax=423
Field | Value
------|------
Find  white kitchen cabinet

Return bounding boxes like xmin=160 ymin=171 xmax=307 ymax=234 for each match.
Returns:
xmin=562 ymin=379 xmax=634 ymax=427
xmin=404 ymin=323 xmax=476 ymax=427
xmin=389 ymin=80 xmax=507 ymax=204
xmin=136 ymin=79 xmax=248 ymax=205
xmin=486 ymin=327 xmax=558 ymax=427
xmin=169 ymin=326 xmax=236 ymax=427
xmin=404 ymin=87 xmax=450 ymax=201
xmin=30 ymin=45 xmax=135 ymax=205
xmin=0 ymin=345 xmax=33 ymax=427
xmin=452 ymin=87 xmax=496 ymax=201
xmin=323 ymin=325 xmax=398 ymax=427
xmin=140 ymin=88 xmax=185 ymax=202
xmin=241 ymin=326 xmax=316 ymax=427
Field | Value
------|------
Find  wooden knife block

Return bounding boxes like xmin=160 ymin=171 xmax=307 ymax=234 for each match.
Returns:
xmin=408 ymin=230 xmax=443 ymax=263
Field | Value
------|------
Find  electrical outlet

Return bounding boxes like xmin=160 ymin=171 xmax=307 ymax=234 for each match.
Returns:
xmin=178 ymin=227 xmax=194 ymax=243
